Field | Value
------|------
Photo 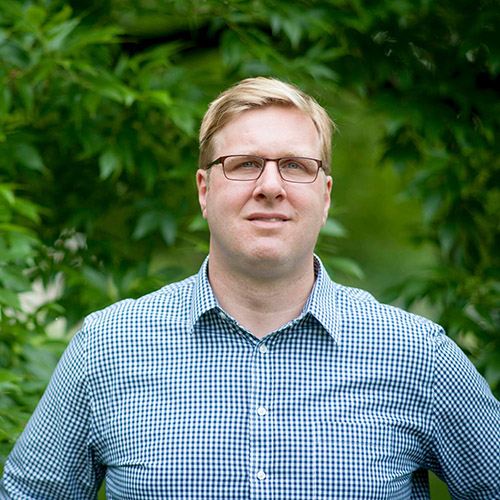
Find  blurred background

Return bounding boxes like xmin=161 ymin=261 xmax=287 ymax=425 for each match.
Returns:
xmin=1 ymin=1 xmax=499 ymax=498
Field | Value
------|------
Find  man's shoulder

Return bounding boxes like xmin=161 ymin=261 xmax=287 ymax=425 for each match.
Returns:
xmin=82 ymin=273 xmax=198 ymax=332
xmin=332 ymin=281 xmax=445 ymax=341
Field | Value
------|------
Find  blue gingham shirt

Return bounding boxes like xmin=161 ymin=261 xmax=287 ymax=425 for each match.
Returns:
xmin=2 ymin=257 xmax=500 ymax=500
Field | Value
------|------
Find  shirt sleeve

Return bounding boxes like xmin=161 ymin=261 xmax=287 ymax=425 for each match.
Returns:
xmin=428 ymin=334 xmax=500 ymax=499
xmin=0 ymin=327 xmax=104 ymax=500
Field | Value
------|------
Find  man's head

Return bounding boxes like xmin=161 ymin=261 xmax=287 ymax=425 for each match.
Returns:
xmin=196 ymin=78 xmax=334 ymax=279
xmin=199 ymin=77 xmax=335 ymax=173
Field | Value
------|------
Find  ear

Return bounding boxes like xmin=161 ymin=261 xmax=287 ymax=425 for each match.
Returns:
xmin=321 ymin=175 xmax=333 ymax=226
xmin=196 ymin=169 xmax=209 ymax=219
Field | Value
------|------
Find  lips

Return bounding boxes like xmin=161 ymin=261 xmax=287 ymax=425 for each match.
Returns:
xmin=251 ymin=217 xmax=286 ymax=221
xmin=247 ymin=213 xmax=289 ymax=222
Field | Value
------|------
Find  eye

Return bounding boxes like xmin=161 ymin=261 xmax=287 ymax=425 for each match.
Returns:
xmin=281 ymin=159 xmax=306 ymax=170
xmin=239 ymin=160 xmax=259 ymax=168
xmin=232 ymin=156 xmax=262 ymax=169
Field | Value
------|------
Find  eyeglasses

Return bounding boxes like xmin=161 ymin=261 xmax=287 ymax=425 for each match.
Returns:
xmin=207 ymin=155 xmax=323 ymax=183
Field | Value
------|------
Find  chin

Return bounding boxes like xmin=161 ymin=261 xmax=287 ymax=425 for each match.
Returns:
xmin=247 ymin=245 xmax=286 ymax=261
xmin=243 ymin=248 xmax=294 ymax=273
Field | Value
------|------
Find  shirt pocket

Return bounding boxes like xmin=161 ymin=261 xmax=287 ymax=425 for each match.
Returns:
xmin=314 ymin=419 xmax=413 ymax=500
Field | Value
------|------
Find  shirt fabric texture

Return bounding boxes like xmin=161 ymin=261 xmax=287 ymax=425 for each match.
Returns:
xmin=1 ymin=256 xmax=500 ymax=500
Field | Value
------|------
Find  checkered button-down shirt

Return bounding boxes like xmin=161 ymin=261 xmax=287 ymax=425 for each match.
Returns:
xmin=2 ymin=257 xmax=500 ymax=499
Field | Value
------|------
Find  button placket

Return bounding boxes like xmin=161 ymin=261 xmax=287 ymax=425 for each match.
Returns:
xmin=249 ymin=342 xmax=272 ymax=497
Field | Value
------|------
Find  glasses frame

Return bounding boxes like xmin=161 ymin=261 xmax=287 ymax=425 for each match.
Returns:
xmin=207 ymin=155 xmax=324 ymax=184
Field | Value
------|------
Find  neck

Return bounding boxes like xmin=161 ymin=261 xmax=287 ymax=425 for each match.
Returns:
xmin=207 ymin=254 xmax=316 ymax=339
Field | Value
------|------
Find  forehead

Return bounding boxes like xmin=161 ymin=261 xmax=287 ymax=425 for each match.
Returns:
xmin=213 ymin=106 xmax=321 ymax=157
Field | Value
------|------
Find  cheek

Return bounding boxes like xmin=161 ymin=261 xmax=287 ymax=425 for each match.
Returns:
xmin=205 ymin=188 xmax=242 ymax=224
xmin=293 ymin=189 xmax=329 ymax=222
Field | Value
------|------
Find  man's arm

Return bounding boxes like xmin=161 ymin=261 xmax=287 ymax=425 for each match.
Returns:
xmin=0 ymin=328 xmax=105 ymax=500
xmin=428 ymin=335 xmax=500 ymax=499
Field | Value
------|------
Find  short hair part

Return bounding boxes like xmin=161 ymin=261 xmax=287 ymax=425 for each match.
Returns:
xmin=199 ymin=77 xmax=336 ymax=174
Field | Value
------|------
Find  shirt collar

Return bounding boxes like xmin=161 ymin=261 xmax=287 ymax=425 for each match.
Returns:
xmin=302 ymin=255 xmax=341 ymax=343
xmin=189 ymin=255 xmax=341 ymax=343
xmin=189 ymin=256 xmax=219 ymax=330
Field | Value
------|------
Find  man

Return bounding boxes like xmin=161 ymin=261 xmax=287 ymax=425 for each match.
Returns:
xmin=1 ymin=77 xmax=499 ymax=499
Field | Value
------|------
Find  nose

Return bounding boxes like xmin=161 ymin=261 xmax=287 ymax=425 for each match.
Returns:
xmin=253 ymin=160 xmax=286 ymax=200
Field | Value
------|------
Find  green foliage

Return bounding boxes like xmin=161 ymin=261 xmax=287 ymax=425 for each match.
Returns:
xmin=350 ymin=0 xmax=500 ymax=393
xmin=0 ymin=0 xmax=208 ymax=460
xmin=0 ymin=3 xmax=498 ymax=488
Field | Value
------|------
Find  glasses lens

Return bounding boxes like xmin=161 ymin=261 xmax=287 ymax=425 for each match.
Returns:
xmin=223 ymin=156 xmax=264 ymax=180
xmin=278 ymin=157 xmax=319 ymax=182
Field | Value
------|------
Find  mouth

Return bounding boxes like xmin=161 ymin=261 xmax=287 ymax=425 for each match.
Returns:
xmin=250 ymin=217 xmax=287 ymax=222
xmin=247 ymin=212 xmax=289 ymax=222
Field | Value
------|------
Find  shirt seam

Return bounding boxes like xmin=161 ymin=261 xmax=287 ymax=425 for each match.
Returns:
xmin=84 ymin=326 xmax=102 ymax=465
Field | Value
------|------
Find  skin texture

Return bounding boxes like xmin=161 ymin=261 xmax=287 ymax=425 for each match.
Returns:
xmin=197 ymin=105 xmax=332 ymax=337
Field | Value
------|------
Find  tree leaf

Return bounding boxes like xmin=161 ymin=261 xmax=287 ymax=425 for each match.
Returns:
xmin=169 ymin=105 xmax=196 ymax=136
xmin=0 ymin=184 xmax=15 ymax=206
xmin=0 ymin=266 xmax=32 ymax=292
xmin=282 ymin=19 xmax=302 ymax=49
xmin=133 ymin=211 xmax=160 ymax=240
xmin=0 ymin=288 xmax=21 ymax=309
xmin=160 ymin=215 xmax=177 ymax=246
xmin=325 ymin=256 xmax=364 ymax=280
xmin=45 ymin=18 xmax=80 ymax=52
xmin=13 ymin=143 xmax=44 ymax=171
xmin=99 ymin=148 xmax=121 ymax=179
xmin=18 ymin=80 xmax=34 ymax=116
xmin=220 ymin=30 xmax=244 ymax=68
xmin=12 ymin=198 xmax=40 ymax=223
xmin=25 ymin=5 xmax=47 ymax=27
xmin=0 ymin=86 xmax=12 ymax=121
xmin=320 ymin=218 xmax=347 ymax=238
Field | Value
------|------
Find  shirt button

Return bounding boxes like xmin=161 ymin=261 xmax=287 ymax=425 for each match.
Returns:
xmin=257 ymin=471 xmax=266 ymax=480
xmin=258 ymin=344 xmax=268 ymax=354
xmin=257 ymin=407 xmax=267 ymax=416
xmin=218 ymin=311 xmax=227 ymax=320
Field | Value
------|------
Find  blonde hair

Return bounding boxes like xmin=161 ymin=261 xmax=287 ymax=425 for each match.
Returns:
xmin=199 ymin=77 xmax=335 ymax=174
